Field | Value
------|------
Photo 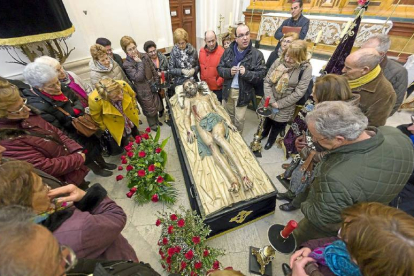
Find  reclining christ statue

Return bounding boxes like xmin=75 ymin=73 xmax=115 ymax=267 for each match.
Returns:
xmin=183 ymin=79 xmax=253 ymax=192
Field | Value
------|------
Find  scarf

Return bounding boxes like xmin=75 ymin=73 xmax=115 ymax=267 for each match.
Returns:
xmin=178 ymin=46 xmax=192 ymax=69
xmin=96 ymin=59 xmax=114 ymax=71
xmin=40 ymin=91 xmax=68 ymax=102
xmin=269 ymin=60 xmax=299 ymax=93
xmin=34 ymin=201 xmax=72 ymax=224
xmin=110 ymin=100 xmax=134 ymax=136
xmin=232 ymin=43 xmax=250 ymax=66
xmin=347 ymin=65 xmax=381 ymax=89
xmin=325 ymin=240 xmax=362 ymax=276
xmin=151 ymin=57 xmax=160 ymax=69
xmin=61 ymin=72 xmax=88 ymax=107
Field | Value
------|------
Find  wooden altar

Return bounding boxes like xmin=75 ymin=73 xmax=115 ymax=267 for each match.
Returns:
xmin=244 ymin=0 xmax=414 ymax=62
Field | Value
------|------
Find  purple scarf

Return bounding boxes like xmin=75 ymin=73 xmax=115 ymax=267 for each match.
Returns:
xmin=66 ymin=74 xmax=88 ymax=108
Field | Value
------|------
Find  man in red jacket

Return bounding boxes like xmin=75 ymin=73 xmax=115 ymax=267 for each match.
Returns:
xmin=199 ymin=30 xmax=225 ymax=102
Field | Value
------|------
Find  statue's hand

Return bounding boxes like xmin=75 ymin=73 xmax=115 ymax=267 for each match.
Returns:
xmin=228 ymin=124 xmax=238 ymax=132
xmin=187 ymin=130 xmax=196 ymax=144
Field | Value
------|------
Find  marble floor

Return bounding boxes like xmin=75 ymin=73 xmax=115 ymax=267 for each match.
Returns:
xmin=86 ymin=106 xmax=412 ymax=276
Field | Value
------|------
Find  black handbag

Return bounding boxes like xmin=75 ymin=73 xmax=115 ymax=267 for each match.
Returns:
xmin=149 ymin=80 xmax=160 ymax=93
xmin=100 ymin=130 xmax=123 ymax=156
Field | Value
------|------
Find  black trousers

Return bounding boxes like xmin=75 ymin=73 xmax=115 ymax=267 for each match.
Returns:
xmin=212 ymin=89 xmax=223 ymax=103
xmin=261 ymin=118 xmax=287 ymax=144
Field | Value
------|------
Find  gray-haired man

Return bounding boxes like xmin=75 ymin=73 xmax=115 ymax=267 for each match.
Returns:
xmin=293 ymin=101 xmax=414 ymax=245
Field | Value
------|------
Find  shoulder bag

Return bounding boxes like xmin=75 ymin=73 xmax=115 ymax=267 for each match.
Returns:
xmin=56 ymin=107 xmax=99 ymax=137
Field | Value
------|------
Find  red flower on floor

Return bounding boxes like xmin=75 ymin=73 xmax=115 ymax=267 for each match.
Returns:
xmin=126 ymin=187 xmax=137 ymax=198
xmin=194 ymin=261 xmax=202 ymax=270
xmin=126 ymin=165 xmax=133 ymax=171
xmin=203 ymin=249 xmax=209 ymax=257
xmin=135 ymin=136 xmax=142 ymax=144
xmin=137 ymin=170 xmax=146 ymax=177
xmin=152 ymin=194 xmax=159 ymax=202
xmin=121 ymin=155 xmax=126 ymax=160
xmin=166 ymin=256 xmax=171 ymax=264
xmin=175 ymin=246 xmax=182 ymax=253
xmin=192 ymin=236 xmax=200 ymax=244
xmin=138 ymin=151 xmax=146 ymax=158
xmin=156 ymin=219 xmax=161 ymax=226
xmin=146 ymin=127 xmax=151 ymax=133
xmin=181 ymin=261 xmax=187 ymax=271
xmin=177 ymin=218 xmax=185 ymax=227
xmin=127 ymin=151 xmax=134 ymax=158
xmin=116 ymin=175 xmax=124 ymax=181
xmin=155 ymin=147 xmax=162 ymax=153
xmin=168 ymin=225 xmax=174 ymax=234
xmin=213 ymin=260 xmax=220 ymax=270
xmin=121 ymin=159 xmax=127 ymax=164
xmin=167 ymin=247 xmax=175 ymax=257
xmin=124 ymin=145 xmax=132 ymax=152
xmin=142 ymin=133 xmax=149 ymax=140
xmin=148 ymin=164 xmax=155 ymax=172
xmin=184 ymin=250 xmax=194 ymax=260
xmin=162 ymin=237 xmax=168 ymax=245
xmin=190 ymin=272 xmax=197 ymax=276
xmin=118 ymin=166 xmax=123 ymax=171
xmin=170 ymin=214 xmax=177 ymax=221
xmin=157 ymin=176 xmax=164 ymax=183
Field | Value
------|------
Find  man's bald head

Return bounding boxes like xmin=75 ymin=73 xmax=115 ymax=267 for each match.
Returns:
xmin=342 ymin=48 xmax=381 ymax=80
xmin=204 ymin=30 xmax=217 ymax=51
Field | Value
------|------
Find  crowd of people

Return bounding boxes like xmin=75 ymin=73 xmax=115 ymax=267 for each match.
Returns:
xmin=0 ymin=0 xmax=414 ymax=274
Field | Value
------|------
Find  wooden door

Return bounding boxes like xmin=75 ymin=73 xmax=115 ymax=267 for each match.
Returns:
xmin=169 ymin=0 xmax=196 ymax=46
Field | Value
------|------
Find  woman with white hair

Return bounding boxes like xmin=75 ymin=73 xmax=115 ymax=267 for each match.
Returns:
xmin=21 ymin=62 xmax=116 ymax=177
xmin=35 ymin=56 xmax=92 ymax=107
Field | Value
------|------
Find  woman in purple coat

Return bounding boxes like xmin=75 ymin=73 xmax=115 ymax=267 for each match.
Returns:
xmin=0 ymin=160 xmax=138 ymax=262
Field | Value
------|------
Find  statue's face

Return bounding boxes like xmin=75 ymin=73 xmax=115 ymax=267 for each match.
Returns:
xmin=183 ymin=80 xmax=197 ymax=97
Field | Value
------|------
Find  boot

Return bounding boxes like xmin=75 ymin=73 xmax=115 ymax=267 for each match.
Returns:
xmin=86 ymin=161 xmax=113 ymax=177
xmin=95 ymin=154 xmax=117 ymax=170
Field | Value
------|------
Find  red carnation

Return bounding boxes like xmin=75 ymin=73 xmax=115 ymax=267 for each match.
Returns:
xmin=135 ymin=137 xmax=142 ymax=144
xmin=192 ymin=236 xmax=200 ymax=244
xmin=148 ymin=164 xmax=155 ymax=172
xmin=124 ymin=145 xmax=132 ymax=152
xmin=184 ymin=250 xmax=194 ymax=260
xmin=177 ymin=218 xmax=185 ymax=228
xmin=118 ymin=166 xmax=123 ymax=171
xmin=138 ymin=151 xmax=146 ymax=158
xmin=194 ymin=261 xmax=202 ymax=270
xmin=166 ymin=256 xmax=171 ymax=264
xmin=155 ymin=147 xmax=162 ymax=153
xmin=203 ymin=249 xmax=209 ymax=257
xmin=126 ymin=165 xmax=133 ymax=171
xmin=168 ymin=225 xmax=174 ymax=234
xmin=175 ymin=246 xmax=182 ymax=253
xmin=127 ymin=151 xmax=134 ymax=158
xmin=157 ymin=176 xmax=164 ymax=183
xmin=137 ymin=170 xmax=146 ymax=177
xmin=121 ymin=159 xmax=127 ymax=164
xmin=170 ymin=214 xmax=177 ymax=221
xmin=159 ymin=248 xmax=163 ymax=255
xmin=191 ymin=272 xmax=197 ymax=276
xmin=116 ymin=175 xmax=124 ymax=181
xmin=121 ymin=155 xmax=126 ymax=160
xmin=151 ymin=194 xmax=159 ymax=202
xmin=162 ymin=237 xmax=168 ymax=245
xmin=213 ymin=260 xmax=220 ymax=270
xmin=181 ymin=261 xmax=187 ymax=271
xmin=135 ymin=135 xmax=141 ymax=139
xmin=167 ymin=247 xmax=175 ymax=257
xmin=156 ymin=219 xmax=161 ymax=226
xmin=142 ymin=133 xmax=149 ymax=140
xmin=146 ymin=127 xmax=151 ymax=133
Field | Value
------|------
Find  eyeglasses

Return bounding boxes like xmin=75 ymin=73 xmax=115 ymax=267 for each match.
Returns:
xmin=59 ymin=245 xmax=78 ymax=275
xmin=236 ymin=31 xmax=250 ymax=39
xmin=8 ymin=98 xmax=28 ymax=114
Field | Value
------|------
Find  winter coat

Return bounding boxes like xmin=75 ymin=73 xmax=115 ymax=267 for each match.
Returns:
xmin=301 ymin=126 xmax=414 ymax=234
xmin=67 ymin=70 xmax=93 ymax=95
xmin=123 ymin=54 xmax=162 ymax=117
xmin=199 ymin=44 xmax=225 ymax=91
xmin=89 ymin=81 xmax=140 ymax=146
xmin=381 ymin=57 xmax=409 ymax=115
xmin=43 ymin=184 xmax=138 ymax=261
xmin=217 ymin=41 xmax=267 ymax=107
xmin=274 ymin=14 xmax=310 ymax=41
xmin=351 ymin=72 xmax=396 ymax=127
xmin=89 ymin=57 xmax=132 ymax=87
xmin=263 ymin=58 xmax=312 ymax=122
xmin=0 ymin=114 xmax=88 ymax=186
xmin=168 ymin=43 xmax=200 ymax=86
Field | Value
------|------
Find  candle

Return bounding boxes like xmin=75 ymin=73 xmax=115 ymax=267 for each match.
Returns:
xmin=315 ymin=30 xmax=323 ymax=44
xmin=264 ymin=96 xmax=270 ymax=108
xmin=340 ymin=20 xmax=353 ymax=38
xmin=280 ymin=220 xmax=298 ymax=239
xmin=229 ymin=12 xmax=233 ymax=26
xmin=161 ymin=71 xmax=165 ymax=83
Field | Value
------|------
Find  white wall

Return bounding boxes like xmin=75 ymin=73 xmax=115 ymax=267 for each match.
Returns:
xmin=0 ymin=0 xmax=174 ymax=79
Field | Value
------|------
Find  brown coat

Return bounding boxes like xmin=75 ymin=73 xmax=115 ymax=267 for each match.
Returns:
xmin=263 ymin=59 xmax=312 ymax=122
xmin=351 ymin=72 xmax=396 ymax=127
xmin=123 ymin=54 xmax=162 ymax=117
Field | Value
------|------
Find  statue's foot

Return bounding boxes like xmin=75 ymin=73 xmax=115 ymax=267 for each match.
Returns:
xmin=243 ymin=176 xmax=253 ymax=191
xmin=229 ymin=182 xmax=240 ymax=193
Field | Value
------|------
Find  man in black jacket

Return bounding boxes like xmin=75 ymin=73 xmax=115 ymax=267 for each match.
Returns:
xmin=274 ymin=0 xmax=309 ymax=42
xmin=217 ymin=24 xmax=267 ymax=134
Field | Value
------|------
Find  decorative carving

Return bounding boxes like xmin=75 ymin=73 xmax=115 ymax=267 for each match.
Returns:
xmin=230 ymin=210 xmax=253 ymax=224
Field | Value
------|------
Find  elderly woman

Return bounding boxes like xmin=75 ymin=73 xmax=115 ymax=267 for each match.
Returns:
xmin=22 ymin=62 xmax=116 ymax=177
xmin=0 ymin=78 xmax=88 ymax=187
xmin=222 ymin=32 xmax=235 ymax=49
xmin=89 ymin=78 xmax=140 ymax=148
xmin=266 ymin=32 xmax=299 ymax=69
xmin=144 ymin=40 xmax=168 ymax=117
xmin=89 ymin=44 xmax=132 ymax=87
xmin=169 ymin=28 xmax=199 ymax=88
xmin=121 ymin=36 xmax=162 ymax=130
xmin=35 ymin=56 xmax=92 ymax=108
xmin=261 ymin=40 xmax=312 ymax=150
xmin=0 ymin=160 xmax=139 ymax=262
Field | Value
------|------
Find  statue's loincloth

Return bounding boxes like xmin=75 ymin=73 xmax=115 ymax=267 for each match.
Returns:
xmin=191 ymin=112 xmax=229 ymax=158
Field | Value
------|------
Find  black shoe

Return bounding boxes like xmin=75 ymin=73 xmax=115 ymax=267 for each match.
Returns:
xmin=159 ymin=110 xmax=164 ymax=117
xmin=151 ymin=126 xmax=158 ymax=131
xmin=264 ymin=141 xmax=274 ymax=150
xmin=95 ymin=155 xmax=117 ymax=170
xmin=282 ymin=263 xmax=292 ymax=276
xmin=279 ymin=202 xmax=298 ymax=212
xmin=87 ymin=162 xmax=113 ymax=177
xmin=276 ymin=192 xmax=293 ymax=202
xmin=158 ymin=121 xmax=163 ymax=126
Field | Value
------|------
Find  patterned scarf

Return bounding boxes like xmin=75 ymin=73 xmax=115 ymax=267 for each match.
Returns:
xmin=269 ymin=60 xmax=299 ymax=94
xmin=347 ymin=65 xmax=381 ymax=89
xmin=34 ymin=201 xmax=72 ymax=224
xmin=110 ymin=100 xmax=134 ymax=136
xmin=325 ymin=240 xmax=362 ymax=276
xmin=96 ymin=59 xmax=114 ymax=71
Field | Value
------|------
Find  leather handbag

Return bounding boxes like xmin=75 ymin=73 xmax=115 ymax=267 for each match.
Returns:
xmin=56 ymin=107 xmax=99 ymax=137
